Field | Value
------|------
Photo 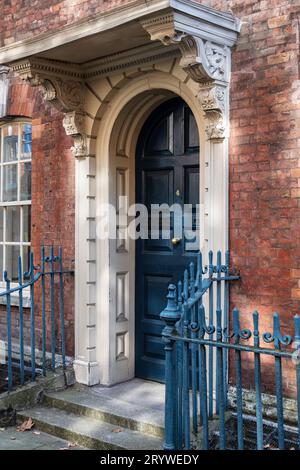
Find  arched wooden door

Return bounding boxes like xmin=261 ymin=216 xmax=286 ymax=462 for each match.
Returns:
xmin=135 ymin=97 xmax=200 ymax=382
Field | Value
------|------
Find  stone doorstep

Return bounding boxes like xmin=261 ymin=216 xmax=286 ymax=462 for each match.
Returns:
xmin=17 ymin=406 xmax=164 ymax=450
xmin=17 ymin=382 xmax=233 ymax=450
xmin=43 ymin=387 xmax=164 ymax=439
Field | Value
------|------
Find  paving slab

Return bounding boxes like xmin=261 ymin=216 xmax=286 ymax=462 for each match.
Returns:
xmin=0 ymin=426 xmax=86 ymax=450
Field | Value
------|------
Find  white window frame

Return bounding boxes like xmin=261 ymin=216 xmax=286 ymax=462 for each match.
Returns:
xmin=0 ymin=119 xmax=32 ymax=302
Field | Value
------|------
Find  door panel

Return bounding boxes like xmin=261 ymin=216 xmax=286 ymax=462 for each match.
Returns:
xmin=135 ymin=98 xmax=200 ymax=382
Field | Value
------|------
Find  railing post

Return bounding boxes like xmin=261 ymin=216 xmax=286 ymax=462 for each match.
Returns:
xmin=160 ymin=284 xmax=181 ymax=450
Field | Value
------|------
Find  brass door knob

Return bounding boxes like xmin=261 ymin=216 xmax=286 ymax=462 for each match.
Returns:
xmin=171 ymin=237 xmax=182 ymax=246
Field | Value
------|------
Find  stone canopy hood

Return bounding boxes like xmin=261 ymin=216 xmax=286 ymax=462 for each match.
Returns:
xmin=0 ymin=0 xmax=241 ymax=158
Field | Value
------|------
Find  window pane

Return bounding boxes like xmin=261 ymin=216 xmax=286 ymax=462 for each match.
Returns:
xmin=22 ymin=246 xmax=30 ymax=274
xmin=0 ymin=208 xmax=3 ymax=241
xmin=20 ymin=162 xmax=31 ymax=200
xmin=3 ymin=164 xmax=17 ymax=201
xmin=6 ymin=206 xmax=20 ymax=242
xmin=6 ymin=245 xmax=20 ymax=281
xmin=21 ymin=124 xmax=32 ymax=160
xmin=3 ymin=125 xmax=18 ymax=162
xmin=22 ymin=206 xmax=31 ymax=242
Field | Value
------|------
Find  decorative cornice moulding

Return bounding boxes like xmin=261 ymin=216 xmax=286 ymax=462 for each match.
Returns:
xmin=83 ymin=42 xmax=180 ymax=80
xmin=9 ymin=43 xmax=180 ymax=83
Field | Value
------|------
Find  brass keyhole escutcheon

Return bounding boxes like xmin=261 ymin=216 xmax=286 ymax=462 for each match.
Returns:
xmin=171 ymin=237 xmax=181 ymax=246
xmin=175 ymin=189 xmax=180 ymax=197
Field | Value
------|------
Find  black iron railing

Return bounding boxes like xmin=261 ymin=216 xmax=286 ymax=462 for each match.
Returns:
xmin=0 ymin=246 xmax=73 ymax=392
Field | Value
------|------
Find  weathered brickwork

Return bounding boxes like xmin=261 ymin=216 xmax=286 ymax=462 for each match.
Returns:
xmin=222 ymin=0 xmax=299 ymax=397
xmin=1 ymin=0 xmax=300 ymax=395
xmin=1 ymin=0 xmax=137 ymax=47
xmin=1 ymin=74 xmax=75 ymax=356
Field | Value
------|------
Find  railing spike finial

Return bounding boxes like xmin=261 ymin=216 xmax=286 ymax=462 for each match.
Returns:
xmin=41 ymin=246 xmax=45 ymax=273
xmin=273 ymin=313 xmax=281 ymax=350
xmin=208 ymin=250 xmax=213 ymax=276
xmin=233 ymin=307 xmax=240 ymax=344
xmin=195 ymin=252 xmax=203 ymax=290
xmin=216 ymin=308 xmax=223 ymax=341
xmin=294 ymin=315 xmax=300 ymax=347
xmin=3 ymin=270 xmax=10 ymax=284
xmin=50 ymin=244 xmax=54 ymax=262
xmin=199 ymin=303 xmax=205 ymax=338
xmin=18 ymin=256 xmax=23 ymax=285
xmin=217 ymin=250 xmax=223 ymax=276
xmin=160 ymin=284 xmax=180 ymax=325
xmin=274 ymin=312 xmax=292 ymax=349
xmin=30 ymin=251 xmax=34 ymax=277
xmin=183 ymin=269 xmax=189 ymax=301
xmin=195 ymin=253 xmax=200 ymax=289
xmin=225 ymin=250 xmax=230 ymax=272
xmin=190 ymin=261 xmax=194 ymax=278
xmin=253 ymin=311 xmax=260 ymax=347
xmin=177 ymin=280 xmax=183 ymax=307
xmin=190 ymin=262 xmax=195 ymax=297
xmin=263 ymin=312 xmax=292 ymax=349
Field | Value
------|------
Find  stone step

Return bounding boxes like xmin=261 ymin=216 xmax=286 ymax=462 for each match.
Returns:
xmin=43 ymin=386 xmax=164 ymax=438
xmin=17 ymin=406 xmax=164 ymax=450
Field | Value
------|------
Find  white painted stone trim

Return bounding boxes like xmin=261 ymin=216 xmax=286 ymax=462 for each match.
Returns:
xmin=0 ymin=0 xmax=240 ymax=64
xmin=74 ymin=64 xmax=229 ymax=385
xmin=0 ymin=67 xmax=9 ymax=118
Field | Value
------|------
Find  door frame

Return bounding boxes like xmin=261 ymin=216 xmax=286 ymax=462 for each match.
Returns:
xmin=73 ymin=67 xmax=229 ymax=387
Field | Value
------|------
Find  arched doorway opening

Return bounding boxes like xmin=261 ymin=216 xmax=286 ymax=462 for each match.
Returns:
xmin=135 ymin=97 xmax=200 ymax=381
xmin=92 ymin=72 xmax=213 ymax=386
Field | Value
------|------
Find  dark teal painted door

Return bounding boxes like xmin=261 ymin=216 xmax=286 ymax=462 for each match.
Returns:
xmin=135 ymin=98 xmax=200 ymax=382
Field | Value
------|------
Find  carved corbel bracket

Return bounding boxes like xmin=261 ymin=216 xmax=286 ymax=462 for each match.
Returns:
xmin=198 ymin=84 xmax=226 ymax=140
xmin=63 ymin=111 xmax=88 ymax=159
xmin=140 ymin=13 xmax=230 ymax=84
xmin=9 ymin=57 xmax=88 ymax=158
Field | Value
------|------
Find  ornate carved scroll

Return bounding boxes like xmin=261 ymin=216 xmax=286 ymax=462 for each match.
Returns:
xmin=9 ymin=58 xmax=87 ymax=158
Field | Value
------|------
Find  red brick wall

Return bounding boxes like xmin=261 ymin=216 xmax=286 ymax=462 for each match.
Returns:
xmin=2 ymin=74 xmax=75 ymax=357
xmin=0 ymin=0 xmax=138 ymax=47
xmin=210 ymin=0 xmax=299 ymax=397
xmin=31 ymin=85 xmax=75 ymax=357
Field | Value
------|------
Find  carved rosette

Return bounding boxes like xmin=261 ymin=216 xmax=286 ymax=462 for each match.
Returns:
xmin=9 ymin=58 xmax=87 ymax=158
